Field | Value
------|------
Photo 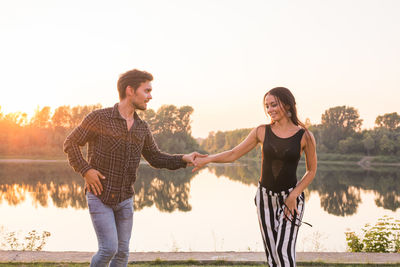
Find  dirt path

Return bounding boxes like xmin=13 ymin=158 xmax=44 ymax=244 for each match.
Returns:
xmin=1 ymin=251 xmax=400 ymax=264
xmin=357 ymin=156 xmax=374 ymax=169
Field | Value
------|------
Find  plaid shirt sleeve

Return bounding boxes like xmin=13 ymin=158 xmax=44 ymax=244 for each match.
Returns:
xmin=63 ymin=111 xmax=99 ymax=176
xmin=141 ymin=124 xmax=187 ymax=170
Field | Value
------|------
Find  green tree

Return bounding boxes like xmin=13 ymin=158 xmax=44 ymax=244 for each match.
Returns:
xmin=379 ymin=134 xmax=395 ymax=155
xmin=143 ymin=105 xmax=194 ymax=135
xmin=141 ymin=105 xmax=201 ymax=154
xmin=396 ymin=136 xmax=400 ymax=156
xmin=338 ymin=135 xmax=364 ymax=154
xmin=152 ymin=105 xmax=177 ymax=134
xmin=320 ymin=106 xmax=363 ymax=150
xmin=200 ymin=128 xmax=261 ymax=160
xmin=214 ymin=131 xmax=226 ymax=152
xmin=338 ymin=137 xmax=355 ymax=153
xmin=141 ymin=108 xmax=156 ymax=127
xmin=375 ymin=112 xmax=400 ymax=130
xmin=362 ymin=133 xmax=375 ymax=155
xmin=176 ymin=105 xmax=194 ymax=133
xmin=201 ymin=131 xmax=216 ymax=153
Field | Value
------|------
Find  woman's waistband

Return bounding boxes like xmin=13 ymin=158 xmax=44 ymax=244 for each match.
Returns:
xmin=258 ymin=182 xmax=294 ymax=196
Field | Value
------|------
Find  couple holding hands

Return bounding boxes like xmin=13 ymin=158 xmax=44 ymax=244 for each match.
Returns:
xmin=64 ymin=69 xmax=317 ymax=267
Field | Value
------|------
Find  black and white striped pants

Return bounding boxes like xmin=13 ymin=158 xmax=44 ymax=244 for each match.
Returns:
xmin=255 ymin=185 xmax=305 ymax=267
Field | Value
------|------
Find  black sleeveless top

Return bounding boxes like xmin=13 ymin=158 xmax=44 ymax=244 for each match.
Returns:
xmin=260 ymin=124 xmax=305 ymax=192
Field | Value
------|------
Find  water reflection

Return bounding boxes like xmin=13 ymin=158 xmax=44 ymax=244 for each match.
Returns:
xmin=210 ymin=160 xmax=260 ymax=186
xmin=0 ymin=161 xmax=399 ymax=215
xmin=309 ymin=164 xmax=400 ymax=214
xmin=0 ymin=162 xmax=87 ymax=209
xmin=207 ymin=161 xmax=400 ymax=215
xmin=0 ymin=162 xmax=196 ymax=212
xmin=133 ymin=166 xmax=196 ymax=212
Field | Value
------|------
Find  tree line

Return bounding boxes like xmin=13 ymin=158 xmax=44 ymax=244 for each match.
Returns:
xmin=0 ymin=104 xmax=202 ymax=157
xmin=1 ymin=104 xmax=399 ymax=158
xmin=200 ymin=106 xmax=400 ymax=158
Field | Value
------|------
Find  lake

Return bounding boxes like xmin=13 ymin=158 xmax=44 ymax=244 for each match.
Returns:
xmin=0 ymin=160 xmax=399 ymax=252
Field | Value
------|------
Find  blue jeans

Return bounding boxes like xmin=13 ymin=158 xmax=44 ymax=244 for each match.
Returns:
xmin=86 ymin=192 xmax=134 ymax=267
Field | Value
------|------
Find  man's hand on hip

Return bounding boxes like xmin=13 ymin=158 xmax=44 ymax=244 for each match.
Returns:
xmin=84 ymin=169 xmax=106 ymax=196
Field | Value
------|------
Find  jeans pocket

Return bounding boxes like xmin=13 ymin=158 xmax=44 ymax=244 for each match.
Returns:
xmin=86 ymin=191 xmax=96 ymax=201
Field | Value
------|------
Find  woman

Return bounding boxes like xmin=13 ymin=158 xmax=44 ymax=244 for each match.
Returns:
xmin=193 ymin=87 xmax=317 ymax=267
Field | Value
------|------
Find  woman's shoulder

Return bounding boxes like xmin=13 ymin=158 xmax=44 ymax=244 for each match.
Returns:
xmin=255 ymin=124 xmax=269 ymax=133
xmin=300 ymin=127 xmax=314 ymax=136
xmin=256 ymin=124 xmax=273 ymax=129
xmin=300 ymin=127 xmax=316 ymax=146
xmin=255 ymin=124 xmax=269 ymax=143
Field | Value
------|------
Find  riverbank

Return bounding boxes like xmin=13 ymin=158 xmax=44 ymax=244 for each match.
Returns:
xmin=1 ymin=251 xmax=400 ymax=265
xmin=1 ymin=154 xmax=400 ymax=167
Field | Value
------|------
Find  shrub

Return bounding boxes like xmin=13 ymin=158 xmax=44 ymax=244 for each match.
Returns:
xmin=0 ymin=228 xmax=51 ymax=251
xmin=346 ymin=216 xmax=400 ymax=253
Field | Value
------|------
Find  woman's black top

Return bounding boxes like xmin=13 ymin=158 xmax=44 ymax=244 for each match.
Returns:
xmin=260 ymin=124 xmax=305 ymax=192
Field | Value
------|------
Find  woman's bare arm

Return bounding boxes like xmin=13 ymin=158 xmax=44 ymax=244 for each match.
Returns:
xmin=192 ymin=126 xmax=263 ymax=172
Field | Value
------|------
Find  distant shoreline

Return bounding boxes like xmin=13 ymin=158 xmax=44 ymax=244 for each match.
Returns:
xmin=1 ymin=157 xmax=399 ymax=168
xmin=0 ymin=158 xmax=148 ymax=164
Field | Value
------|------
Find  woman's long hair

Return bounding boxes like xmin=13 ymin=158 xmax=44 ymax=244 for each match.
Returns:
xmin=263 ymin=87 xmax=315 ymax=149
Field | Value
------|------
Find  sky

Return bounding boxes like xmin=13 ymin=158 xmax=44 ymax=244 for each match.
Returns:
xmin=1 ymin=0 xmax=399 ymax=138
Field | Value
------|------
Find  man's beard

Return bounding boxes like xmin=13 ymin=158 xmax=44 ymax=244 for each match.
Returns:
xmin=131 ymin=100 xmax=147 ymax=111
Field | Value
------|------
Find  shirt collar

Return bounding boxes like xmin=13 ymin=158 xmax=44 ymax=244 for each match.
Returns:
xmin=111 ymin=103 xmax=144 ymax=125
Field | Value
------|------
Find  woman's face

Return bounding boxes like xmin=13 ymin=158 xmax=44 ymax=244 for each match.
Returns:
xmin=265 ymin=94 xmax=288 ymax=122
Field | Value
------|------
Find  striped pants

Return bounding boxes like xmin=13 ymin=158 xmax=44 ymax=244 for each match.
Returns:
xmin=255 ymin=185 xmax=305 ymax=267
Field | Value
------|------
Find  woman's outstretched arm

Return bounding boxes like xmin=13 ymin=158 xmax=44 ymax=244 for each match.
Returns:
xmin=192 ymin=126 xmax=262 ymax=172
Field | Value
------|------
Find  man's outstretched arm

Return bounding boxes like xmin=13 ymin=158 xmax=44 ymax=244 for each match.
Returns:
xmin=141 ymin=127 xmax=206 ymax=169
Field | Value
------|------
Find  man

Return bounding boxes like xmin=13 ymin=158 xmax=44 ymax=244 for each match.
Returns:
xmin=63 ymin=69 xmax=205 ymax=267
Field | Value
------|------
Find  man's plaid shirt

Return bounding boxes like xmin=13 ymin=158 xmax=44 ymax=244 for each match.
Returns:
xmin=64 ymin=103 xmax=187 ymax=205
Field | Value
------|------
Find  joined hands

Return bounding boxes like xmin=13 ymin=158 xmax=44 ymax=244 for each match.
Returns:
xmin=182 ymin=152 xmax=210 ymax=172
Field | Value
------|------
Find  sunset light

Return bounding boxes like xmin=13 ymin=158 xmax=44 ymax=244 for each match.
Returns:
xmin=1 ymin=0 xmax=399 ymax=137
xmin=1 ymin=0 xmax=400 ymax=262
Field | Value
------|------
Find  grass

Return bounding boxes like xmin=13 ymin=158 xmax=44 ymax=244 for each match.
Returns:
xmin=307 ymin=153 xmax=364 ymax=162
xmin=0 ymin=263 xmax=399 ymax=267
xmin=372 ymin=155 xmax=400 ymax=163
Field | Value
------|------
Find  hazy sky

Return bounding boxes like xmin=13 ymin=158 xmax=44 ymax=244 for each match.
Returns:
xmin=1 ymin=0 xmax=399 ymax=137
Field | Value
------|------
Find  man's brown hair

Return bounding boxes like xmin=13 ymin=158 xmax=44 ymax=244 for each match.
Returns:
xmin=117 ymin=69 xmax=153 ymax=100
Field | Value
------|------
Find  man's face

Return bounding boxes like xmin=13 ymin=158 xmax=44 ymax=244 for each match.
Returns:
xmin=128 ymin=81 xmax=152 ymax=110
